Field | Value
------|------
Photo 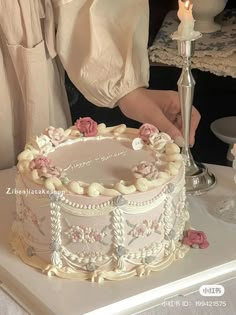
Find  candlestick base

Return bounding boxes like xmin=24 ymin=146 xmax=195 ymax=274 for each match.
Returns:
xmin=185 ymin=162 xmax=216 ymax=195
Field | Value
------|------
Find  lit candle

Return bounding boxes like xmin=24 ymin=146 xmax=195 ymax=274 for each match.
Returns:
xmin=172 ymin=0 xmax=201 ymax=41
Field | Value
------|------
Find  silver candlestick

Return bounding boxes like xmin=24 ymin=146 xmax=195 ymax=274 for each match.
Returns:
xmin=177 ymin=39 xmax=216 ymax=195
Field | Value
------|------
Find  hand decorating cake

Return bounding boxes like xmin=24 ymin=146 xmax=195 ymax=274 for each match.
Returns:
xmin=11 ymin=117 xmax=207 ymax=282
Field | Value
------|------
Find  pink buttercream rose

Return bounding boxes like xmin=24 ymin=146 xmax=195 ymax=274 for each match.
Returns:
xmin=29 ymin=156 xmax=64 ymax=179
xmin=29 ymin=156 xmax=51 ymax=170
xmin=182 ymin=230 xmax=209 ymax=249
xmin=132 ymin=161 xmax=159 ymax=180
xmin=75 ymin=117 xmax=98 ymax=137
xmin=45 ymin=127 xmax=65 ymax=146
xmin=139 ymin=123 xmax=159 ymax=144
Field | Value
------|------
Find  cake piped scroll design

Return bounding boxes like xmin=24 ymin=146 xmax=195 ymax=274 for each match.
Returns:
xmin=111 ymin=195 xmax=127 ymax=271
xmin=49 ymin=193 xmax=63 ymax=268
xmin=126 ymin=216 xmax=162 ymax=245
xmin=13 ymin=175 xmax=193 ymax=282
xmin=64 ymin=220 xmax=109 ymax=246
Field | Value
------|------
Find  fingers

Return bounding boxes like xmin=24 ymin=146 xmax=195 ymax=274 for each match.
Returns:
xmin=175 ymin=107 xmax=200 ymax=146
xmin=151 ymin=94 xmax=200 ymax=146
xmin=119 ymin=89 xmax=184 ymax=143
xmin=118 ymin=88 xmax=200 ymax=147
xmin=145 ymin=90 xmax=186 ymax=145
xmin=146 ymin=90 xmax=180 ymax=115
xmin=148 ymin=90 xmax=200 ymax=146
xmin=151 ymin=106 xmax=184 ymax=142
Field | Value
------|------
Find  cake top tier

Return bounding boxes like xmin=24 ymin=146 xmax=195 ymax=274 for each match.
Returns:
xmin=17 ymin=117 xmax=183 ymax=197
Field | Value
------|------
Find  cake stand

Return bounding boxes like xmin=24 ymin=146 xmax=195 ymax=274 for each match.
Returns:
xmin=210 ymin=116 xmax=236 ymax=224
xmin=211 ymin=116 xmax=236 ymax=162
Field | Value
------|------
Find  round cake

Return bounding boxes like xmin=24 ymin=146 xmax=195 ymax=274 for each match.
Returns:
xmin=11 ymin=118 xmax=190 ymax=282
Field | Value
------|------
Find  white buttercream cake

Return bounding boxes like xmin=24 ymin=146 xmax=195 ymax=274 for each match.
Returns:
xmin=11 ymin=117 xmax=190 ymax=282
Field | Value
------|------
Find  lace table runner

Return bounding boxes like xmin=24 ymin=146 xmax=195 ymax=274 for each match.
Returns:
xmin=149 ymin=10 xmax=236 ymax=78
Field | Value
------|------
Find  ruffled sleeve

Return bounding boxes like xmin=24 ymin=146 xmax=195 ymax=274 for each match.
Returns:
xmin=54 ymin=0 xmax=150 ymax=107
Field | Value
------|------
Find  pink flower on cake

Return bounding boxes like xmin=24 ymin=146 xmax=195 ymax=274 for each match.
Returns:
xmin=134 ymin=224 xmax=147 ymax=237
xmin=127 ymin=219 xmax=162 ymax=244
xmin=139 ymin=123 xmax=159 ymax=144
xmin=182 ymin=229 xmax=209 ymax=249
xmin=75 ymin=117 xmax=98 ymax=137
xmin=29 ymin=156 xmax=64 ymax=179
xmin=44 ymin=127 xmax=65 ymax=146
xmin=29 ymin=156 xmax=51 ymax=170
xmin=65 ymin=225 xmax=107 ymax=244
xmin=132 ymin=161 xmax=159 ymax=180
xmin=38 ymin=166 xmax=64 ymax=179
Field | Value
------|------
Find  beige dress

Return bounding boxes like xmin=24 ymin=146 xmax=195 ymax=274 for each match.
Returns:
xmin=0 ymin=0 xmax=149 ymax=170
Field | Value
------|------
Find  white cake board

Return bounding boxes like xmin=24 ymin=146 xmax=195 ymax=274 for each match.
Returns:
xmin=0 ymin=165 xmax=236 ymax=315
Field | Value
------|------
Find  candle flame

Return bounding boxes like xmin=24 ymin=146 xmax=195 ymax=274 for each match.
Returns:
xmin=184 ymin=0 xmax=190 ymax=10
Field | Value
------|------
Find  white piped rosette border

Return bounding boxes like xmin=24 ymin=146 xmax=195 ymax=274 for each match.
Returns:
xmin=17 ymin=119 xmax=183 ymax=197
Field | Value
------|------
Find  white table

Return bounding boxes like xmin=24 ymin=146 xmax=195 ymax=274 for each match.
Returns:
xmin=0 ymin=165 xmax=236 ymax=315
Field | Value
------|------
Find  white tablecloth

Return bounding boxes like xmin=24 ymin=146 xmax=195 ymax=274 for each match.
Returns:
xmin=0 ymin=165 xmax=236 ymax=315
xmin=0 ymin=289 xmax=29 ymax=315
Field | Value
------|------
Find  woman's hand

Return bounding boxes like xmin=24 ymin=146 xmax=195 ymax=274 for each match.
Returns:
xmin=118 ymin=88 xmax=200 ymax=146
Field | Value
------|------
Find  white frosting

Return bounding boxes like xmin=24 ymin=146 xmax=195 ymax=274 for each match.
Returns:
xmin=17 ymin=123 xmax=184 ymax=197
xmin=12 ymin=121 xmax=189 ymax=282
